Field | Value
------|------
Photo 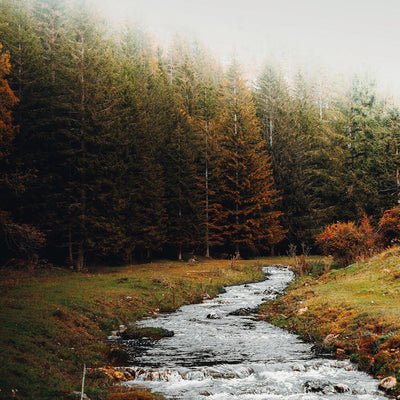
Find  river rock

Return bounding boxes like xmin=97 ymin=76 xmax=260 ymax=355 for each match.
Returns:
xmin=292 ymin=364 xmax=305 ymax=372
xmin=334 ymin=384 xmax=350 ymax=393
xmin=207 ymin=312 xmax=221 ymax=319
xmin=379 ymin=376 xmax=397 ymax=392
xmin=228 ymin=306 xmax=259 ymax=316
xmin=304 ymin=380 xmax=335 ymax=394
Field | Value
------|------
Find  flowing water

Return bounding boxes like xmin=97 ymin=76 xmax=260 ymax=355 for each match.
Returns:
xmin=116 ymin=266 xmax=389 ymax=399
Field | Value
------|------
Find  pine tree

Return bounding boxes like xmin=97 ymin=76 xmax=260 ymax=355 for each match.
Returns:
xmin=0 ymin=41 xmax=45 ymax=266
xmin=115 ymin=26 xmax=168 ymax=261
xmin=163 ymin=38 xmax=220 ymax=259
xmin=58 ymin=1 xmax=123 ymax=269
xmin=210 ymin=60 xmax=284 ymax=256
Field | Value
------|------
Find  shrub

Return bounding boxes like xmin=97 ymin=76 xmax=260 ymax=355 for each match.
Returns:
xmin=315 ymin=216 xmax=378 ymax=267
xmin=378 ymin=206 xmax=400 ymax=247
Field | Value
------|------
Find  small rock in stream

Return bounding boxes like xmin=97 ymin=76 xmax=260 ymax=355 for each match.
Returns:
xmin=304 ymin=380 xmax=335 ymax=394
xmin=207 ymin=312 xmax=221 ymax=319
xmin=228 ymin=307 xmax=259 ymax=316
xmin=334 ymin=384 xmax=351 ymax=393
xmin=379 ymin=376 xmax=397 ymax=392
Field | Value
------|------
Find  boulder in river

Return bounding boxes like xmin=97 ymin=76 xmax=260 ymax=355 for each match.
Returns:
xmin=207 ymin=312 xmax=221 ymax=319
xmin=334 ymin=384 xmax=350 ymax=393
xmin=304 ymin=380 xmax=335 ymax=394
xmin=228 ymin=307 xmax=259 ymax=316
xmin=379 ymin=376 xmax=397 ymax=392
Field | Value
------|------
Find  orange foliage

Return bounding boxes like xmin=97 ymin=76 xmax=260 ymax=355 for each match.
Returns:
xmin=0 ymin=42 xmax=18 ymax=159
xmin=315 ymin=216 xmax=378 ymax=266
xmin=378 ymin=206 xmax=400 ymax=246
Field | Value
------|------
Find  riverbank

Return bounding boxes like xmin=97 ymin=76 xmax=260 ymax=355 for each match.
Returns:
xmin=0 ymin=257 xmax=274 ymax=400
xmin=260 ymin=247 xmax=400 ymax=396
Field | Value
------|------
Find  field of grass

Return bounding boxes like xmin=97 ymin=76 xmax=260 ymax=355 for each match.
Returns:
xmin=0 ymin=257 xmax=269 ymax=400
xmin=260 ymin=247 xmax=400 ymax=395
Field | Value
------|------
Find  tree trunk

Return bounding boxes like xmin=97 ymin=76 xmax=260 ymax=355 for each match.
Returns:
xmin=68 ymin=228 xmax=73 ymax=266
xmin=76 ymin=242 xmax=84 ymax=271
xmin=205 ymin=121 xmax=210 ymax=258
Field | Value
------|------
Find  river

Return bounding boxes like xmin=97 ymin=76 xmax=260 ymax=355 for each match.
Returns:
xmin=116 ymin=266 xmax=389 ymax=399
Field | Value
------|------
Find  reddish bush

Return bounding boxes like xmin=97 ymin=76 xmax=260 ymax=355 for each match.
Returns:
xmin=315 ymin=216 xmax=378 ymax=267
xmin=378 ymin=207 xmax=400 ymax=247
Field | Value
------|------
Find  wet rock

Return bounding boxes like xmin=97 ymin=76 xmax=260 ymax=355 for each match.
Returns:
xmin=207 ymin=312 xmax=221 ymax=319
xmin=304 ymin=380 xmax=335 ymax=394
xmin=334 ymin=384 xmax=350 ymax=393
xmin=121 ymin=326 xmax=174 ymax=340
xmin=228 ymin=307 xmax=259 ymax=316
xmin=263 ymin=287 xmax=281 ymax=295
xmin=292 ymin=364 xmax=305 ymax=372
xmin=123 ymin=370 xmax=134 ymax=380
xmin=202 ymin=293 xmax=211 ymax=300
xmin=379 ymin=376 xmax=397 ymax=392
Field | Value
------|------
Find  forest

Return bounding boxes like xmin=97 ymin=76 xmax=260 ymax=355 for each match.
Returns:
xmin=1 ymin=0 xmax=400 ymax=270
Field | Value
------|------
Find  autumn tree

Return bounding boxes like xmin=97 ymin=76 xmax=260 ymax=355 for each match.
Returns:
xmin=210 ymin=60 xmax=284 ymax=256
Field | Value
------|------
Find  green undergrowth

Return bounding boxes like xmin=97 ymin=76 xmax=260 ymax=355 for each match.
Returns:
xmin=260 ymin=247 xmax=400 ymax=396
xmin=0 ymin=257 xmax=268 ymax=400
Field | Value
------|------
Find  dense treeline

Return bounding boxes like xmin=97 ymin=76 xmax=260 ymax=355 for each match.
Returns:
xmin=1 ymin=0 xmax=400 ymax=269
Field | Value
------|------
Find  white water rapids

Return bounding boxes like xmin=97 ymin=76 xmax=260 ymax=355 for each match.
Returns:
xmin=116 ymin=266 xmax=390 ymax=399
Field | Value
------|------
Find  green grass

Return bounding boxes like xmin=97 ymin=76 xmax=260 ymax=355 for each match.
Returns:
xmin=260 ymin=247 xmax=400 ymax=395
xmin=0 ymin=257 xmax=266 ymax=400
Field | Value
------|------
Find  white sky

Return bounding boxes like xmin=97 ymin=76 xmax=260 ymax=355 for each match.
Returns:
xmin=95 ymin=0 xmax=400 ymax=95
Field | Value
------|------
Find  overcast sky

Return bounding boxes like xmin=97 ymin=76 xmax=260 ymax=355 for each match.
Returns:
xmin=96 ymin=0 xmax=400 ymax=94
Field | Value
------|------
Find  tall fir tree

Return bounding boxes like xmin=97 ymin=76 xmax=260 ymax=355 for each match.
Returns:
xmin=210 ymin=60 xmax=284 ymax=256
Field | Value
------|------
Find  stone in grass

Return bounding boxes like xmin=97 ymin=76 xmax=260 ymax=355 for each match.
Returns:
xmin=379 ymin=376 xmax=397 ymax=392
xmin=108 ymin=347 xmax=130 ymax=365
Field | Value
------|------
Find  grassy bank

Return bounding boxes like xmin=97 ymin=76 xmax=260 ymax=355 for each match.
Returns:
xmin=0 ymin=257 xmax=267 ymax=400
xmin=260 ymin=248 xmax=400 ymax=395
